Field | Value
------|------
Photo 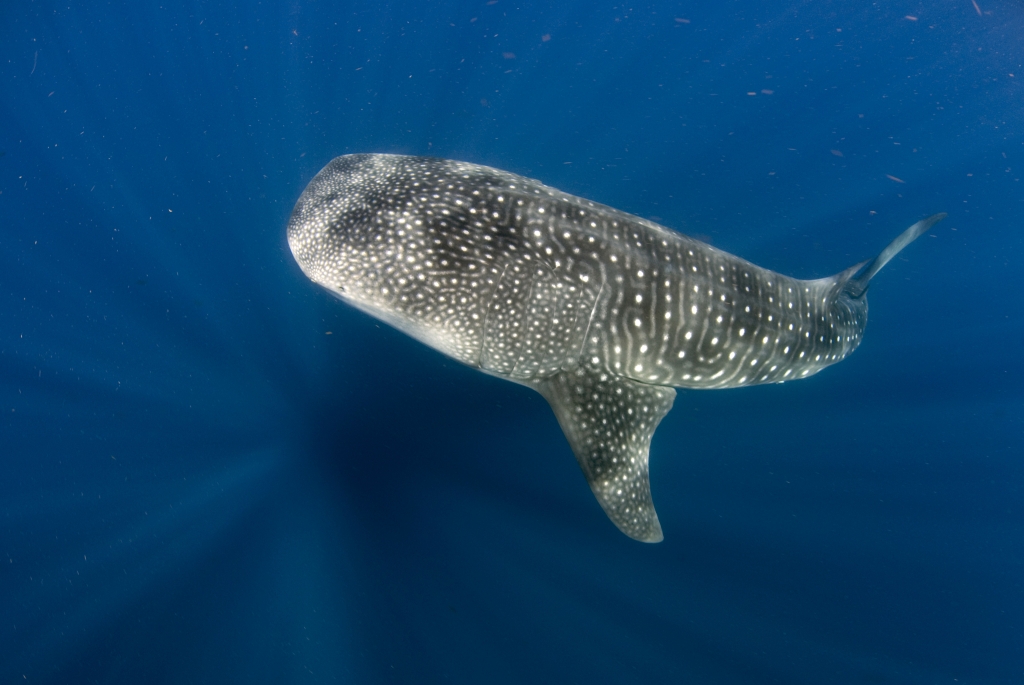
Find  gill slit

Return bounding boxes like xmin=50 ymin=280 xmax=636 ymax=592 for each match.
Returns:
xmin=478 ymin=262 xmax=509 ymax=368
xmin=511 ymin=269 xmax=540 ymax=377
xmin=576 ymin=281 xmax=603 ymax=366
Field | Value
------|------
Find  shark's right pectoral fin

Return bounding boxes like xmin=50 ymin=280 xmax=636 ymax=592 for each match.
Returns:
xmin=535 ymin=369 xmax=676 ymax=542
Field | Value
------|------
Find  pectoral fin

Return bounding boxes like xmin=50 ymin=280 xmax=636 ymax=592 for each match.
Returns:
xmin=535 ymin=369 xmax=676 ymax=542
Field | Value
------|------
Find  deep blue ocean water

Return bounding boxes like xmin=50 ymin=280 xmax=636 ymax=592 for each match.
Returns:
xmin=2 ymin=1 xmax=1022 ymax=682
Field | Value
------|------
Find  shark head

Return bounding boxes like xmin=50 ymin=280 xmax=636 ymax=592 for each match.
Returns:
xmin=287 ymin=154 xmax=401 ymax=304
xmin=286 ymin=154 xmax=496 ymax=364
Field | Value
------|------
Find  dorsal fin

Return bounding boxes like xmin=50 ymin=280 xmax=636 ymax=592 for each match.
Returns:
xmin=843 ymin=213 xmax=947 ymax=298
xmin=535 ymin=369 xmax=676 ymax=542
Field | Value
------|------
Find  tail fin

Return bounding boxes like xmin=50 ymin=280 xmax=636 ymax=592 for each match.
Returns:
xmin=842 ymin=213 xmax=946 ymax=298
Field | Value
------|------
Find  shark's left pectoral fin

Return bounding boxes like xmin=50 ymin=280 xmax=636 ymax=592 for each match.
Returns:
xmin=535 ymin=369 xmax=676 ymax=542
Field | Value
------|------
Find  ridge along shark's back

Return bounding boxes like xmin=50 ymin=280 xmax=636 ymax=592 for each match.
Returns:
xmin=288 ymin=153 xmax=944 ymax=542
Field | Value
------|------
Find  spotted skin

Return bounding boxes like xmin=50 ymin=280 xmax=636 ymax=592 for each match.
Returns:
xmin=288 ymin=153 xmax=943 ymax=542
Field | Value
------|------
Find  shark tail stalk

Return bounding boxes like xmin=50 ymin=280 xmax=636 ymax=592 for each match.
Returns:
xmin=821 ymin=213 xmax=947 ymax=362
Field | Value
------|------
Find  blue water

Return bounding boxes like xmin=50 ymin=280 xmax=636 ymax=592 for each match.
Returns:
xmin=2 ymin=1 xmax=1022 ymax=682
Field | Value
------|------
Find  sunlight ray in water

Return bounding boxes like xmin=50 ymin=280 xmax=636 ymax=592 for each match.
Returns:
xmin=1 ymin=1 xmax=1022 ymax=683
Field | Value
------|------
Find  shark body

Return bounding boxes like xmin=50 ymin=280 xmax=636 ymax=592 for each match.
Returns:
xmin=288 ymin=153 xmax=943 ymax=541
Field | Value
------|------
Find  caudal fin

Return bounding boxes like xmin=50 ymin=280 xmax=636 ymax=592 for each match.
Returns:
xmin=842 ymin=213 xmax=946 ymax=298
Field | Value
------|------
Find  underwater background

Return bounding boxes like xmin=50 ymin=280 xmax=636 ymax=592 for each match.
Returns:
xmin=2 ymin=1 xmax=1022 ymax=682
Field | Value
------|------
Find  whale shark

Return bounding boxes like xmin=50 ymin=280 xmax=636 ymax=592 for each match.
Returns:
xmin=287 ymin=153 xmax=944 ymax=542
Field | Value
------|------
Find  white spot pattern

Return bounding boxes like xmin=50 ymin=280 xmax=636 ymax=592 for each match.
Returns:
xmin=287 ymin=154 xmax=927 ymax=542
